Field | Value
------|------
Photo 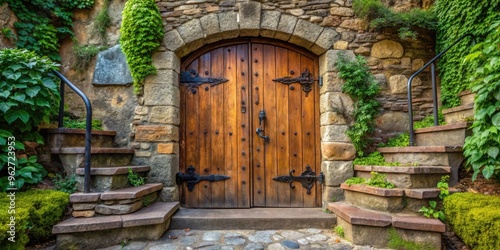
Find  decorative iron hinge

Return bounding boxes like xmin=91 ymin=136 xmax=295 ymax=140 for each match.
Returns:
xmin=180 ymin=69 xmax=228 ymax=94
xmin=272 ymin=68 xmax=315 ymax=96
xmin=176 ymin=165 xmax=230 ymax=192
xmin=272 ymin=165 xmax=324 ymax=194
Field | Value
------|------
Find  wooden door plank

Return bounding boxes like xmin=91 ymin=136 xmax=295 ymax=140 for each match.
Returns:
xmin=262 ymin=44 xmax=278 ymax=207
xmin=275 ymin=47 xmax=291 ymax=207
xmin=287 ymin=50 xmax=304 ymax=207
xmin=197 ymin=52 xmax=212 ymax=207
xmin=184 ymin=60 xmax=200 ymax=208
xmin=236 ymin=44 xmax=251 ymax=207
xmin=251 ymin=43 xmax=266 ymax=207
xmin=210 ymin=47 xmax=226 ymax=207
xmin=300 ymin=55 xmax=318 ymax=207
xmin=313 ymin=60 xmax=322 ymax=207
xmin=224 ymin=45 xmax=238 ymax=207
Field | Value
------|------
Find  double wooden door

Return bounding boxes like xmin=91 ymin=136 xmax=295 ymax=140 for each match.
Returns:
xmin=179 ymin=39 xmax=321 ymax=208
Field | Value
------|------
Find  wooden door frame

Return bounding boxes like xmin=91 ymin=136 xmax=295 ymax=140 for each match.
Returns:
xmin=179 ymin=38 xmax=322 ymax=207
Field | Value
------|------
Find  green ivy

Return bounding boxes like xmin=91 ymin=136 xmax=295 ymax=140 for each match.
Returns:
xmin=1 ymin=0 xmax=94 ymax=61
xmin=336 ymin=53 xmax=380 ymax=156
xmin=345 ymin=171 xmax=395 ymax=188
xmin=435 ymin=0 xmax=500 ymax=108
xmin=352 ymin=0 xmax=437 ymax=39
xmin=463 ymin=21 xmax=500 ymax=181
xmin=120 ymin=0 xmax=164 ymax=93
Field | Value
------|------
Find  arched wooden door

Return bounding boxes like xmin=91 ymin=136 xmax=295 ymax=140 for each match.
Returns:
xmin=179 ymin=39 xmax=321 ymax=208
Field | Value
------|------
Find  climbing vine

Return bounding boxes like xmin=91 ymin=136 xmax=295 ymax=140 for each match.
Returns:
xmin=336 ymin=52 xmax=380 ymax=156
xmin=435 ymin=0 xmax=500 ymax=108
xmin=0 ymin=0 xmax=95 ymax=61
xmin=463 ymin=21 xmax=500 ymax=181
xmin=120 ymin=0 xmax=164 ymax=93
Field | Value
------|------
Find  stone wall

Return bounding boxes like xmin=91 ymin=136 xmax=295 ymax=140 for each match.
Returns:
xmin=0 ymin=0 xmax=437 ymax=206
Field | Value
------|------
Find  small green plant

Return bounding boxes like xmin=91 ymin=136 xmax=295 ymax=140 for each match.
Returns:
xmin=92 ymin=0 xmax=111 ymax=43
xmin=352 ymin=0 xmax=437 ymax=39
xmin=345 ymin=172 xmax=395 ymax=188
xmin=51 ymin=174 xmax=77 ymax=194
xmin=63 ymin=117 xmax=103 ymax=130
xmin=419 ymin=175 xmax=449 ymax=221
xmin=73 ymin=44 xmax=107 ymax=72
xmin=143 ymin=197 xmax=152 ymax=207
xmin=353 ymin=151 xmax=400 ymax=166
xmin=128 ymin=168 xmax=145 ymax=187
xmin=334 ymin=225 xmax=345 ymax=238
xmin=414 ymin=111 xmax=446 ymax=129
xmin=336 ymin=52 xmax=380 ymax=156
xmin=388 ymin=227 xmax=435 ymax=250
xmin=379 ymin=133 xmax=410 ymax=147
xmin=120 ymin=0 xmax=164 ymax=93
xmin=1 ymin=28 xmax=15 ymax=40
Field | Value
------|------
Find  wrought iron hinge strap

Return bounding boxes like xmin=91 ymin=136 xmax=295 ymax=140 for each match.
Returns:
xmin=176 ymin=166 xmax=230 ymax=192
xmin=180 ymin=69 xmax=228 ymax=94
xmin=272 ymin=165 xmax=324 ymax=194
xmin=272 ymin=68 xmax=317 ymax=96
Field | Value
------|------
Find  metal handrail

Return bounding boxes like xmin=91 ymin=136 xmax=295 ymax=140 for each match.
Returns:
xmin=53 ymin=70 xmax=92 ymax=193
xmin=407 ymin=34 xmax=474 ymax=146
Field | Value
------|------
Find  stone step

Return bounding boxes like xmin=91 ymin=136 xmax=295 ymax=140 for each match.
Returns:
xmin=43 ymin=128 xmax=116 ymax=148
xmin=70 ymin=183 xmax=163 ymax=216
xmin=53 ymin=202 xmax=179 ymax=250
xmin=442 ymin=102 xmax=474 ymax=124
xmin=51 ymin=147 xmax=134 ymax=176
xmin=458 ymin=90 xmax=474 ymax=106
xmin=354 ymin=165 xmax=451 ymax=189
xmin=341 ymin=183 xmax=405 ymax=212
xmin=75 ymin=166 xmax=150 ymax=192
xmin=327 ymin=202 xmax=444 ymax=249
xmin=414 ymin=122 xmax=471 ymax=147
xmin=377 ymin=146 xmax=463 ymax=186
xmin=170 ymin=207 xmax=335 ymax=230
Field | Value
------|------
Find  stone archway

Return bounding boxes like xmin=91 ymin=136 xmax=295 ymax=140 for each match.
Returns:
xmin=136 ymin=2 xmax=356 ymax=207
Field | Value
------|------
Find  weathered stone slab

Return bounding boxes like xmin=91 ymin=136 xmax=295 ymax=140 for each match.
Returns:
xmin=152 ymin=51 xmax=180 ymax=73
xmin=143 ymin=82 xmax=180 ymax=106
xmin=327 ymin=202 xmax=392 ymax=227
xmin=135 ymin=125 xmax=179 ymax=142
xmin=149 ymin=155 xmax=179 ymax=186
xmin=164 ymin=29 xmax=189 ymax=57
xmin=311 ymin=28 xmax=339 ymax=55
xmin=275 ymin=14 xmax=297 ymax=41
xmin=260 ymin=11 xmax=281 ymax=38
xmin=73 ymin=203 xmax=97 ymax=211
xmin=218 ymin=12 xmax=239 ymax=39
xmin=92 ymin=45 xmax=133 ymax=86
xmin=122 ymin=202 xmax=179 ymax=227
xmin=149 ymin=106 xmax=180 ymax=125
xmin=70 ymin=193 xmax=100 ymax=203
xmin=321 ymin=142 xmax=356 ymax=161
xmin=177 ymin=19 xmax=205 ymax=52
xmin=321 ymin=161 xmax=353 ymax=186
xmin=239 ymin=2 xmax=261 ymax=36
xmin=95 ymin=200 xmax=143 ymax=215
xmin=371 ymin=40 xmax=404 ymax=59
xmin=200 ymin=13 xmax=222 ymax=44
xmin=52 ymin=216 xmax=122 ymax=234
xmin=289 ymin=19 xmax=323 ymax=49
xmin=100 ymin=183 xmax=163 ymax=200
xmin=72 ymin=210 xmax=95 ymax=218
xmin=392 ymin=215 xmax=445 ymax=232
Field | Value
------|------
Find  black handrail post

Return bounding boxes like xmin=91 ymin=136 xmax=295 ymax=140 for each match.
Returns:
xmin=431 ymin=62 xmax=439 ymax=126
xmin=407 ymin=76 xmax=415 ymax=146
xmin=58 ymin=82 xmax=65 ymax=128
xmin=53 ymin=70 xmax=92 ymax=193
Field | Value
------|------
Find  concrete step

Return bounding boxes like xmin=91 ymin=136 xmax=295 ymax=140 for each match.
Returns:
xmin=442 ymin=102 xmax=474 ymax=124
xmin=170 ymin=207 xmax=335 ymax=230
xmin=52 ymin=147 xmax=134 ymax=176
xmin=458 ymin=90 xmax=474 ymax=106
xmin=403 ymin=188 xmax=458 ymax=213
xmin=354 ymin=165 xmax=451 ymax=189
xmin=327 ymin=202 xmax=444 ymax=249
xmin=341 ymin=183 xmax=405 ymax=212
xmin=43 ymin=128 xmax=116 ymax=148
xmin=75 ymin=166 xmax=150 ymax=192
xmin=70 ymin=183 xmax=164 ymax=216
xmin=377 ymin=146 xmax=463 ymax=186
xmin=53 ymin=202 xmax=179 ymax=250
xmin=414 ymin=122 xmax=471 ymax=146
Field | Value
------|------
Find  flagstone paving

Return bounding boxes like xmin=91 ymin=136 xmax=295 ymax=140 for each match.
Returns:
xmin=97 ymin=228 xmax=390 ymax=250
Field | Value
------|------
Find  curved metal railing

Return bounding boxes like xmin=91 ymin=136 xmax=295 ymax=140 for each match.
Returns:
xmin=53 ymin=70 xmax=92 ymax=193
xmin=407 ymin=34 xmax=474 ymax=146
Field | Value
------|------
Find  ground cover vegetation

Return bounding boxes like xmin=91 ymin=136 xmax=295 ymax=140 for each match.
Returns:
xmin=0 ymin=190 xmax=69 ymax=249
xmin=352 ymin=0 xmax=437 ymax=39
xmin=336 ymin=53 xmax=380 ymax=156
xmin=120 ymin=0 xmax=164 ymax=93
xmin=345 ymin=171 xmax=395 ymax=189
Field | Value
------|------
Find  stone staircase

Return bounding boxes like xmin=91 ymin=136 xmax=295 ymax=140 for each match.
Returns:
xmin=45 ymin=128 xmax=179 ymax=250
xmin=327 ymin=90 xmax=474 ymax=249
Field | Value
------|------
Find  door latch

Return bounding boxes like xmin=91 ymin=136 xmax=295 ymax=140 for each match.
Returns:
xmin=257 ymin=110 xmax=269 ymax=142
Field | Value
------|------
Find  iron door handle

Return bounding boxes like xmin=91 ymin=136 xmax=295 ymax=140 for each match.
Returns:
xmin=256 ymin=128 xmax=269 ymax=142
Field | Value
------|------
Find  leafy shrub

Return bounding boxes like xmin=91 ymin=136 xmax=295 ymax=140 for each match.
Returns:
xmin=463 ymin=21 xmax=500 ymax=181
xmin=336 ymin=52 xmax=380 ymax=156
xmin=0 ymin=190 xmax=69 ymax=248
xmin=63 ymin=116 xmax=103 ymax=130
xmin=120 ymin=0 xmax=164 ymax=93
xmin=352 ymin=0 xmax=437 ymax=39
xmin=353 ymin=151 xmax=400 ymax=166
xmin=345 ymin=172 xmax=395 ymax=188
xmin=444 ymin=192 xmax=500 ymax=249
xmin=0 ymin=153 xmax=48 ymax=191
xmin=435 ymin=0 xmax=500 ymax=108
xmin=51 ymin=174 xmax=77 ymax=194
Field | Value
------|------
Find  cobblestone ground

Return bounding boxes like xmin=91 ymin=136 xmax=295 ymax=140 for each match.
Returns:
xmin=98 ymin=229 xmax=390 ymax=250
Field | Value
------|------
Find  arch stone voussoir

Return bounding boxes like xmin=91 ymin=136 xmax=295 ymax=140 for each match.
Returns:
xmin=177 ymin=19 xmax=206 ymax=53
xmin=289 ymin=19 xmax=324 ymax=52
xmin=239 ymin=2 xmax=261 ymax=37
xmin=260 ymin=11 xmax=281 ymax=38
